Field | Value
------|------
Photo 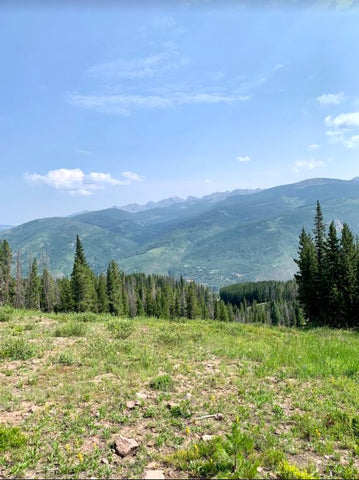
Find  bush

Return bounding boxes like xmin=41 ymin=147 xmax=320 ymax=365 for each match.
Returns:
xmin=0 ymin=338 xmax=35 ymax=360
xmin=150 ymin=374 xmax=173 ymax=391
xmin=54 ymin=322 xmax=86 ymax=337
xmin=0 ymin=306 xmax=16 ymax=322
xmin=107 ymin=319 xmax=134 ymax=339
xmin=278 ymin=460 xmax=316 ymax=479
xmin=0 ymin=425 xmax=26 ymax=452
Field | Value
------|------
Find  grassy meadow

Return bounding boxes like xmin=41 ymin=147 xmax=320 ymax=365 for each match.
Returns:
xmin=0 ymin=307 xmax=358 ymax=479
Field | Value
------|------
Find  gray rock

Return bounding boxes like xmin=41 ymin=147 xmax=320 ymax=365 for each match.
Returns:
xmin=113 ymin=436 xmax=139 ymax=457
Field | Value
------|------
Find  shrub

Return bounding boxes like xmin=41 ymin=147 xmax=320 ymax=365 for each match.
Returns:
xmin=0 ymin=338 xmax=35 ymax=360
xmin=150 ymin=374 xmax=173 ymax=391
xmin=0 ymin=425 xmax=26 ymax=452
xmin=278 ymin=460 xmax=316 ymax=479
xmin=107 ymin=319 xmax=134 ymax=339
xmin=54 ymin=322 xmax=86 ymax=337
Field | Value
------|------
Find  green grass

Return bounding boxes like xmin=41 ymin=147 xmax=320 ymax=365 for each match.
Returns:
xmin=0 ymin=310 xmax=358 ymax=478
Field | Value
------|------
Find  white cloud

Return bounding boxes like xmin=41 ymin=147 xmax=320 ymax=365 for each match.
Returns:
xmin=344 ymin=135 xmax=359 ymax=148
xmin=293 ymin=159 xmax=325 ymax=172
xmin=204 ymin=178 xmax=212 ymax=184
xmin=308 ymin=143 xmax=320 ymax=150
xmin=68 ymin=92 xmax=250 ymax=115
xmin=236 ymin=155 xmax=251 ymax=163
xmin=316 ymin=92 xmax=345 ymax=106
xmin=25 ymin=168 xmax=142 ymax=195
xmin=121 ymin=171 xmax=144 ymax=182
xmin=325 ymin=111 xmax=359 ymax=129
xmin=324 ymin=112 xmax=359 ymax=148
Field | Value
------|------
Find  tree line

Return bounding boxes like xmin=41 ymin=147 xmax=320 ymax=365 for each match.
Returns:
xmin=295 ymin=201 xmax=358 ymax=328
xmin=0 ymin=235 xmax=239 ymax=322
xmin=220 ymin=280 xmax=304 ymax=327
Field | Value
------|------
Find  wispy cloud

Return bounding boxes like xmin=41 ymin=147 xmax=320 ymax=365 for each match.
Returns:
xmin=325 ymin=111 xmax=359 ymax=148
xmin=308 ymin=143 xmax=320 ymax=150
xmin=25 ymin=168 xmax=142 ymax=196
xmin=293 ymin=159 xmax=325 ymax=172
xmin=236 ymin=155 xmax=251 ymax=163
xmin=316 ymin=92 xmax=345 ymax=106
xmin=121 ymin=171 xmax=144 ymax=182
xmin=68 ymin=92 xmax=250 ymax=115
xmin=325 ymin=111 xmax=359 ymax=129
xmin=87 ymin=49 xmax=187 ymax=81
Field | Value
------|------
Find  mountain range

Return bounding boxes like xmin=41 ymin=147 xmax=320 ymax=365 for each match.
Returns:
xmin=2 ymin=177 xmax=359 ymax=289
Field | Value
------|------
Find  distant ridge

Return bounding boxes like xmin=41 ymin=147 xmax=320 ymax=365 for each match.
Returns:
xmin=0 ymin=225 xmax=13 ymax=232
xmin=119 ymin=188 xmax=259 ymax=213
xmin=2 ymin=177 xmax=359 ymax=287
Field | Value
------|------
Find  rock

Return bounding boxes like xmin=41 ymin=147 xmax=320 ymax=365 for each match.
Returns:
xmin=215 ymin=413 xmax=223 ymax=421
xmin=201 ymin=434 xmax=214 ymax=442
xmin=166 ymin=402 xmax=178 ymax=410
xmin=126 ymin=401 xmax=138 ymax=410
xmin=113 ymin=436 xmax=139 ymax=457
xmin=185 ymin=393 xmax=192 ymax=400
xmin=144 ymin=470 xmax=165 ymax=479
xmin=136 ymin=392 xmax=147 ymax=400
xmin=100 ymin=458 xmax=109 ymax=465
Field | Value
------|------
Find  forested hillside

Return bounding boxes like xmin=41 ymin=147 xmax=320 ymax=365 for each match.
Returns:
xmin=2 ymin=178 xmax=359 ymax=288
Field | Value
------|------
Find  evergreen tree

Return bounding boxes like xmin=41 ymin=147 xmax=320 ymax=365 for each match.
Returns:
xmin=26 ymin=259 xmax=41 ymax=310
xmin=106 ymin=260 xmax=123 ymax=315
xmin=338 ymin=224 xmax=356 ymax=327
xmin=40 ymin=268 xmax=54 ymax=312
xmin=294 ymin=228 xmax=318 ymax=322
xmin=0 ymin=240 xmax=12 ymax=305
xmin=71 ymin=236 xmax=97 ymax=312
xmin=313 ymin=201 xmax=326 ymax=321
xmin=97 ymin=273 xmax=109 ymax=313
xmin=14 ymin=250 xmax=25 ymax=309
xmin=186 ymin=282 xmax=200 ymax=319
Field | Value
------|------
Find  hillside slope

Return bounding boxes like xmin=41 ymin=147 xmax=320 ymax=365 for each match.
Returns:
xmin=2 ymin=178 xmax=359 ymax=286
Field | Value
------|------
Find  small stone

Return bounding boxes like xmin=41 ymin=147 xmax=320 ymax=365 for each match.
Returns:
xmin=201 ymin=435 xmax=214 ymax=442
xmin=126 ymin=401 xmax=136 ymax=410
xmin=100 ymin=458 xmax=109 ymax=465
xmin=166 ymin=402 xmax=178 ymax=410
xmin=136 ymin=392 xmax=147 ymax=400
xmin=185 ymin=393 xmax=192 ymax=400
xmin=215 ymin=413 xmax=223 ymax=421
xmin=113 ymin=436 xmax=139 ymax=457
xmin=144 ymin=470 xmax=165 ymax=479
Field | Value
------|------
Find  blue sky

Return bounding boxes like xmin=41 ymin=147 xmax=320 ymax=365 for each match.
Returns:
xmin=1 ymin=0 xmax=359 ymax=225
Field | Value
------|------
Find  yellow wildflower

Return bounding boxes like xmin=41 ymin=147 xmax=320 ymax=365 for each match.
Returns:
xmin=65 ymin=444 xmax=71 ymax=453
xmin=185 ymin=426 xmax=190 ymax=435
xmin=315 ymin=429 xmax=321 ymax=437
xmin=78 ymin=452 xmax=84 ymax=463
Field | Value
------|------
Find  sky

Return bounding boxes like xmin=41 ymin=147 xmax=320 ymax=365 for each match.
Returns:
xmin=1 ymin=0 xmax=359 ymax=225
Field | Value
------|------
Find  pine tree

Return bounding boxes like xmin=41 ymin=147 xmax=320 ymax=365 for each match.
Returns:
xmin=40 ymin=268 xmax=54 ymax=312
xmin=58 ymin=277 xmax=73 ymax=311
xmin=0 ymin=240 xmax=12 ymax=305
xmin=338 ymin=224 xmax=356 ymax=327
xmin=71 ymin=236 xmax=97 ymax=312
xmin=106 ymin=260 xmax=123 ymax=315
xmin=26 ymin=259 xmax=41 ymax=310
xmin=323 ymin=222 xmax=340 ymax=326
xmin=186 ymin=282 xmax=199 ymax=319
xmin=97 ymin=273 xmax=109 ymax=313
xmin=294 ymin=228 xmax=318 ymax=322
xmin=313 ymin=201 xmax=326 ymax=321
xmin=14 ymin=250 xmax=25 ymax=309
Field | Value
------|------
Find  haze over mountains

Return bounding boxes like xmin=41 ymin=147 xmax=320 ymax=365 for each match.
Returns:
xmin=2 ymin=177 xmax=359 ymax=288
